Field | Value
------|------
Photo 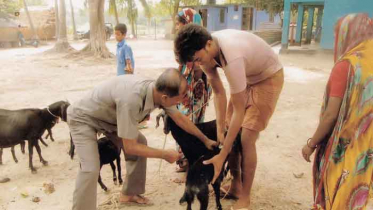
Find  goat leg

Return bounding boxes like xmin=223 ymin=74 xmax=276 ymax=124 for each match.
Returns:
xmin=97 ymin=165 xmax=108 ymax=191
xmin=109 ymin=162 xmax=117 ymax=185
xmin=185 ymin=192 xmax=194 ymax=210
xmin=11 ymin=146 xmax=18 ymax=163
xmin=28 ymin=141 xmax=36 ymax=173
xmin=68 ymin=133 xmax=75 ymax=159
xmin=39 ymin=138 xmax=48 ymax=147
xmin=20 ymin=141 xmax=25 ymax=154
xmin=212 ymin=182 xmax=223 ymax=210
xmin=35 ymin=141 xmax=48 ymax=166
xmin=47 ymin=128 xmax=55 ymax=142
xmin=0 ymin=148 xmax=3 ymax=165
xmin=116 ymin=153 xmax=123 ymax=185
xmin=197 ymin=188 xmax=209 ymax=210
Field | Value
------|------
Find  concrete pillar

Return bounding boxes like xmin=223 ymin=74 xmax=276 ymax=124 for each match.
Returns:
xmin=305 ymin=7 xmax=315 ymax=44
xmin=295 ymin=4 xmax=304 ymax=46
xmin=281 ymin=0 xmax=291 ymax=50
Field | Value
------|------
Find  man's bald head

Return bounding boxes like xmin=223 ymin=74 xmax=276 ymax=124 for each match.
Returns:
xmin=155 ymin=68 xmax=186 ymax=97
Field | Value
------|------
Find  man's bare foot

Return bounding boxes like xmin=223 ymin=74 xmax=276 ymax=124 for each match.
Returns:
xmin=231 ymin=196 xmax=250 ymax=210
xmin=119 ymin=194 xmax=152 ymax=205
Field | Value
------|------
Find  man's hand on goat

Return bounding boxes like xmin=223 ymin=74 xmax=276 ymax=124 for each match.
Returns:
xmin=203 ymin=153 xmax=226 ymax=184
xmin=162 ymin=149 xmax=181 ymax=163
xmin=204 ymin=139 xmax=219 ymax=150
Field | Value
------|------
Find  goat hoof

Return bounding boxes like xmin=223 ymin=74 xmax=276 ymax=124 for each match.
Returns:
xmin=119 ymin=180 xmax=123 ymax=185
xmin=31 ymin=169 xmax=37 ymax=174
xmin=15 ymin=160 xmax=18 ymax=163
xmin=103 ymin=187 xmax=108 ymax=192
xmin=114 ymin=180 xmax=118 ymax=185
xmin=42 ymin=161 xmax=48 ymax=166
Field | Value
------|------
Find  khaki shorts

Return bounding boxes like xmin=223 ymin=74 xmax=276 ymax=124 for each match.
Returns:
xmin=226 ymin=69 xmax=284 ymax=132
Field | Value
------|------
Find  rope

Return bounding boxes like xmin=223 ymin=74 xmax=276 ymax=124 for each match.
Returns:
xmin=157 ymin=134 xmax=168 ymax=175
xmin=46 ymin=107 xmax=59 ymax=119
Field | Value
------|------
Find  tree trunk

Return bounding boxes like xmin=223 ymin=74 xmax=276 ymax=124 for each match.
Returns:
xmin=128 ymin=0 xmax=136 ymax=38
xmin=110 ymin=0 xmax=119 ymax=25
xmin=22 ymin=0 xmax=39 ymax=40
xmin=138 ymin=0 xmax=151 ymax=34
xmin=53 ymin=0 xmax=72 ymax=52
xmin=171 ymin=0 xmax=180 ymax=34
xmin=269 ymin=11 xmax=275 ymax=22
xmin=147 ymin=19 xmax=150 ymax=34
xmin=268 ymin=3 xmax=275 ymax=22
xmin=55 ymin=0 xmax=59 ymax=39
xmin=70 ymin=0 xmax=78 ymax=40
xmin=81 ymin=0 xmax=111 ymax=58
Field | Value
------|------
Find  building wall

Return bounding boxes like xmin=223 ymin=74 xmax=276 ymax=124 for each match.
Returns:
xmin=226 ymin=5 xmax=243 ymax=30
xmin=321 ymin=0 xmax=373 ymax=49
xmin=209 ymin=7 xmax=227 ymax=31
xmin=201 ymin=5 xmax=281 ymax=32
xmin=253 ymin=10 xmax=281 ymax=30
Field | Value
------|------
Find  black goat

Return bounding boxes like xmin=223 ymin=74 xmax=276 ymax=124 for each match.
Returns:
xmin=69 ymin=136 xmax=123 ymax=191
xmin=156 ymin=112 xmax=241 ymax=210
xmin=0 ymin=101 xmax=70 ymax=173
xmin=0 ymin=141 xmax=24 ymax=164
xmin=0 ymin=128 xmax=53 ymax=165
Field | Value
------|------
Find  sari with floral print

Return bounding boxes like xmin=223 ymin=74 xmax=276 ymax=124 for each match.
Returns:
xmin=313 ymin=13 xmax=373 ymax=210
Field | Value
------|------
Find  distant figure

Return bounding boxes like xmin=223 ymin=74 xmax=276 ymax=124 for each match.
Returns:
xmin=114 ymin=23 xmax=135 ymax=76
xmin=17 ymin=25 xmax=38 ymax=48
xmin=17 ymin=25 xmax=25 ymax=47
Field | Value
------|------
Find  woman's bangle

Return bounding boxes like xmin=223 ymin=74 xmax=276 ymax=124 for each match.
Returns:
xmin=307 ymin=138 xmax=317 ymax=149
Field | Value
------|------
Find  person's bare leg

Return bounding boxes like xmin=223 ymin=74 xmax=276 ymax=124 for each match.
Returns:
xmin=232 ymin=128 xmax=259 ymax=209
xmin=223 ymin=149 xmax=242 ymax=198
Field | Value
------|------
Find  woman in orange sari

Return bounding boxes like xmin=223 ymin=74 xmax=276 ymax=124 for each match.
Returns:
xmin=302 ymin=13 xmax=373 ymax=210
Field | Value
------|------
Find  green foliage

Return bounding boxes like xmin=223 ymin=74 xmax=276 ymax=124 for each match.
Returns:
xmin=108 ymin=0 xmax=116 ymax=16
xmin=180 ymin=0 xmax=201 ymax=7
xmin=26 ymin=0 xmax=47 ymax=6
xmin=244 ymin=0 xmax=284 ymax=15
xmin=138 ymin=0 xmax=151 ymax=19
xmin=152 ymin=0 xmax=201 ymax=18
xmin=223 ymin=0 xmax=245 ymax=4
xmin=153 ymin=0 xmax=173 ymax=18
xmin=0 ymin=0 xmax=21 ymax=15
xmin=0 ymin=0 xmax=47 ymax=16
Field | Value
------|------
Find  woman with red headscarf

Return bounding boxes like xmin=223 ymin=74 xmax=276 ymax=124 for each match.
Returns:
xmin=302 ymin=13 xmax=373 ymax=210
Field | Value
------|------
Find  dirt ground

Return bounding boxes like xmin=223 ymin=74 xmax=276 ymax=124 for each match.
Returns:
xmin=0 ymin=38 xmax=364 ymax=210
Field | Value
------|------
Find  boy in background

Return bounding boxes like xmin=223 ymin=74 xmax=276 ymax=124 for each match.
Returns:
xmin=115 ymin=23 xmax=135 ymax=75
